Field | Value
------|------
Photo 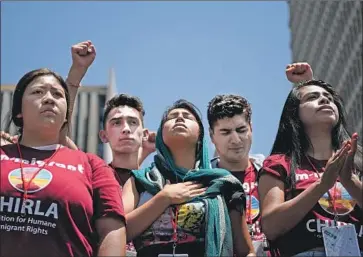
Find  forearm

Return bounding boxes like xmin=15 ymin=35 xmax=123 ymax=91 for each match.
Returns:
xmin=126 ymin=192 xmax=170 ymax=241
xmin=65 ymin=65 xmax=85 ymax=137
xmin=60 ymin=66 xmax=87 ymax=140
xmin=230 ymin=210 xmax=254 ymax=257
xmin=97 ymin=226 xmax=126 ymax=257
xmin=262 ymin=179 xmax=327 ymax=240
xmin=340 ymin=175 xmax=362 ymax=208
xmin=66 ymin=85 xmax=79 ymax=121
xmin=138 ymin=149 xmax=151 ymax=167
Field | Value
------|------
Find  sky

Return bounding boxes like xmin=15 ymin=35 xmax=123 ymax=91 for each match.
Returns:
xmin=1 ymin=1 xmax=293 ymax=163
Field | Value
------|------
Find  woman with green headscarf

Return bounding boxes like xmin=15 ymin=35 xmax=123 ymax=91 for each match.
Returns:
xmin=122 ymin=99 xmax=255 ymax=257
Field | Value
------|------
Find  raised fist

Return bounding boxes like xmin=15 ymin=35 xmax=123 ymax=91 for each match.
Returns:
xmin=286 ymin=62 xmax=313 ymax=83
xmin=143 ymin=131 xmax=156 ymax=155
xmin=71 ymin=40 xmax=96 ymax=70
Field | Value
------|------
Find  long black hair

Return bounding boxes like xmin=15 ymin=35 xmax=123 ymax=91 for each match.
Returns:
xmin=270 ymin=80 xmax=362 ymax=190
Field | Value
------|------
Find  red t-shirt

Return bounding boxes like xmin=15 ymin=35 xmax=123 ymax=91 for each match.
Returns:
xmin=0 ymin=144 xmax=125 ymax=257
xmin=260 ymin=154 xmax=363 ymax=256
xmin=211 ymin=157 xmax=264 ymax=242
xmin=230 ymin=165 xmax=264 ymax=242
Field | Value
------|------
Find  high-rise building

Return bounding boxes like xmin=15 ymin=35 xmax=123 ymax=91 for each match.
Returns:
xmin=1 ymin=69 xmax=117 ymax=162
xmin=288 ymin=0 xmax=362 ymax=135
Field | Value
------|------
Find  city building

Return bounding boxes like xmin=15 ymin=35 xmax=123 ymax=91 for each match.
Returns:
xmin=0 ymin=69 xmax=117 ymax=162
xmin=287 ymin=0 xmax=362 ymax=135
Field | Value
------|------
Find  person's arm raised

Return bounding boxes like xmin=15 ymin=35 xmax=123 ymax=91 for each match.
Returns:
xmin=138 ymin=131 xmax=156 ymax=166
xmin=66 ymin=40 xmax=96 ymax=123
xmin=285 ymin=62 xmax=314 ymax=84
xmin=60 ymin=41 xmax=96 ymax=149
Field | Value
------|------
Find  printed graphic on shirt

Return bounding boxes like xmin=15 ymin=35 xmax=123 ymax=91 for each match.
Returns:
xmin=178 ymin=202 xmax=205 ymax=234
xmin=139 ymin=201 xmax=205 ymax=247
xmin=241 ymin=178 xmax=264 ymax=241
xmin=2 ymin=161 xmax=62 ymax=236
xmin=8 ymin=167 xmax=53 ymax=193
xmin=246 ymin=195 xmax=264 ymax=241
xmin=246 ymin=195 xmax=259 ymax=220
xmin=318 ymin=182 xmax=356 ymax=216
xmin=1 ymin=145 xmax=125 ymax=257
xmin=149 ymin=210 xmax=173 ymax=243
xmin=2 ymin=166 xmax=58 ymax=236
xmin=1 ymin=196 xmax=59 ymax=236
xmin=261 ymin=155 xmax=363 ymax=255
xmin=294 ymin=170 xmax=362 ymax=240
xmin=1 ymin=154 xmax=85 ymax=174
xmin=306 ymin=217 xmax=363 ymax=236
xmin=242 ymin=181 xmax=257 ymax=194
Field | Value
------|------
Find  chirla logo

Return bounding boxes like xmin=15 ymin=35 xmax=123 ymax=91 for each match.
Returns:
xmin=318 ymin=182 xmax=356 ymax=216
xmin=8 ymin=167 xmax=53 ymax=193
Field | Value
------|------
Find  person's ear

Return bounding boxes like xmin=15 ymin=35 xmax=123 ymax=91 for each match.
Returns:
xmin=142 ymin=128 xmax=149 ymax=142
xmin=209 ymin=127 xmax=216 ymax=144
xmin=99 ymin=130 xmax=109 ymax=143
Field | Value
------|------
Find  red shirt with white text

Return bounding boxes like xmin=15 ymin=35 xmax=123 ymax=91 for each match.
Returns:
xmin=259 ymin=154 xmax=363 ymax=256
xmin=0 ymin=144 xmax=125 ymax=257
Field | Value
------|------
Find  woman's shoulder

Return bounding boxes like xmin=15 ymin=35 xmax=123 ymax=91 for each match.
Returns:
xmin=263 ymin=154 xmax=291 ymax=167
xmin=61 ymin=147 xmax=100 ymax=159
xmin=60 ymin=147 xmax=110 ymax=169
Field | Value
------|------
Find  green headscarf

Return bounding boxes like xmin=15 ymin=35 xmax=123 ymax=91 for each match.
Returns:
xmin=132 ymin=100 xmax=246 ymax=256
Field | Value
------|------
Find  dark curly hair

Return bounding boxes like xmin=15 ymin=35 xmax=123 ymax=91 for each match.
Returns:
xmin=207 ymin=94 xmax=252 ymax=130
xmin=103 ymin=93 xmax=145 ymax=128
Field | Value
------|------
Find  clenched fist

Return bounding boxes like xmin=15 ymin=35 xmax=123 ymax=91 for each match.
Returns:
xmin=143 ymin=131 xmax=156 ymax=155
xmin=286 ymin=62 xmax=313 ymax=83
xmin=67 ymin=40 xmax=96 ymax=86
xmin=71 ymin=40 xmax=96 ymax=70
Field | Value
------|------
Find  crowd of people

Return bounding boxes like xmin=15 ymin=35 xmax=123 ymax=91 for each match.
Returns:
xmin=1 ymin=40 xmax=362 ymax=257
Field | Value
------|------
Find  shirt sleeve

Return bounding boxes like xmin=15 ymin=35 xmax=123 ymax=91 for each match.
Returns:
xmin=87 ymin=153 xmax=125 ymax=222
xmin=228 ymin=191 xmax=246 ymax=213
xmin=258 ymin=154 xmax=290 ymax=182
